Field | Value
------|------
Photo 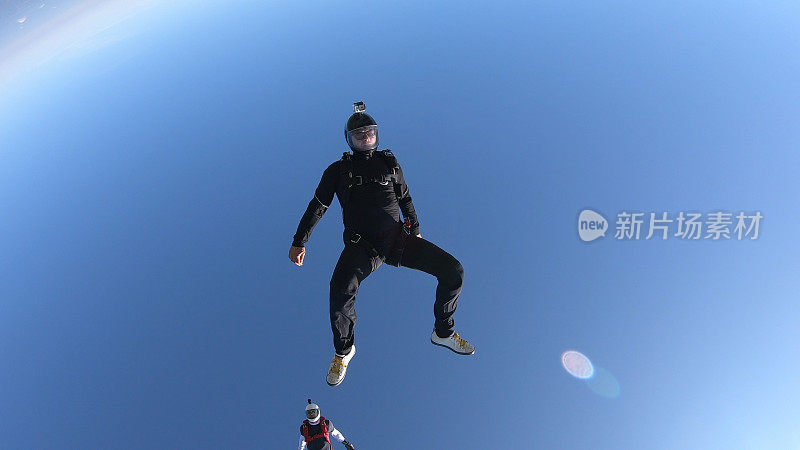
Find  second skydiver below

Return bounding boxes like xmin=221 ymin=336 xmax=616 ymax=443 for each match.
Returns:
xmin=299 ymin=401 xmax=355 ymax=450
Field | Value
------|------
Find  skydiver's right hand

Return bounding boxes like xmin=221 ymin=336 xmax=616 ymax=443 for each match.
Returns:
xmin=343 ymin=441 xmax=355 ymax=450
xmin=289 ymin=246 xmax=306 ymax=266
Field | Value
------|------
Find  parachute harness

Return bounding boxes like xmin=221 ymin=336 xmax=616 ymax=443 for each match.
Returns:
xmin=301 ymin=416 xmax=331 ymax=444
xmin=337 ymin=149 xmax=401 ymax=213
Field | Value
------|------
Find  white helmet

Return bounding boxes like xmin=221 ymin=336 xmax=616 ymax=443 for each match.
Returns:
xmin=305 ymin=399 xmax=320 ymax=422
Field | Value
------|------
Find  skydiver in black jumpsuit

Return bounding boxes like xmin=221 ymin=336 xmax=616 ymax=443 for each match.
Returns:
xmin=289 ymin=102 xmax=474 ymax=387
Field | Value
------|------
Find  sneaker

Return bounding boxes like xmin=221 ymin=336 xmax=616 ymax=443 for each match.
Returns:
xmin=326 ymin=345 xmax=356 ymax=386
xmin=430 ymin=331 xmax=475 ymax=355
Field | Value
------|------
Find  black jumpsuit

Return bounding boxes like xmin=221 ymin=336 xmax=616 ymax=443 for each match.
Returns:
xmin=292 ymin=150 xmax=464 ymax=355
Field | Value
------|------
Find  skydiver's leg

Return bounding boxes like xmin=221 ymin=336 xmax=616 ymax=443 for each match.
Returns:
xmin=329 ymin=245 xmax=382 ymax=355
xmin=399 ymin=236 xmax=464 ymax=338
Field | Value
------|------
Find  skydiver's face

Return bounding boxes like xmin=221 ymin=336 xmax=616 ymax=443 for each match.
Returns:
xmin=351 ymin=127 xmax=377 ymax=151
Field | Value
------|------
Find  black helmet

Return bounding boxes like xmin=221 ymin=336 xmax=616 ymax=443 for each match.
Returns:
xmin=345 ymin=101 xmax=379 ymax=152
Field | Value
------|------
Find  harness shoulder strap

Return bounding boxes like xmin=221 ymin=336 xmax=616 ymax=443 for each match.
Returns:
xmin=378 ymin=149 xmax=399 ymax=172
xmin=377 ymin=149 xmax=400 ymax=188
xmin=339 ymin=152 xmax=354 ymax=180
xmin=337 ymin=152 xmax=356 ymax=212
xmin=319 ymin=417 xmax=331 ymax=443
xmin=377 ymin=149 xmax=407 ymax=202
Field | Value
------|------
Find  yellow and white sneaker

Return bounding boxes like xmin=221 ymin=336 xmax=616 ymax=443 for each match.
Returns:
xmin=431 ymin=331 xmax=475 ymax=355
xmin=326 ymin=345 xmax=356 ymax=386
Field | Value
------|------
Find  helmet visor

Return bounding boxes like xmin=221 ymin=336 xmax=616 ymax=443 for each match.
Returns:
xmin=306 ymin=408 xmax=320 ymax=419
xmin=346 ymin=125 xmax=379 ymax=151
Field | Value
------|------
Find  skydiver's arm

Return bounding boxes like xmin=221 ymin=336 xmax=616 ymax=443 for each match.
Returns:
xmin=330 ymin=426 xmax=346 ymax=443
xmin=394 ymin=165 xmax=421 ymax=236
xmin=298 ymin=436 xmax=307 ymax=450
xmin=292 ymin=162 xmax=339 ymax=247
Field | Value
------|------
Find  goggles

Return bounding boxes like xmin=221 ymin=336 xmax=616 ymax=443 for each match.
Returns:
xmin=352 ymin=128 xmax=376 ymax=140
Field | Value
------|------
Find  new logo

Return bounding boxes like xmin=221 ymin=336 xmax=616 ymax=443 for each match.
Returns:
xmin=578 ymin=209 xmax=608 ymax=242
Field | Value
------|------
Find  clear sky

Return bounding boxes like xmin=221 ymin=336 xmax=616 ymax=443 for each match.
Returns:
xmin=2 ymin=1 xmax=799 ymax=448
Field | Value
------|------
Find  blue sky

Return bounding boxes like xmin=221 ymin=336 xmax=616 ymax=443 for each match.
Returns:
xmin=1 ymin=1 xmax=799 ymax=448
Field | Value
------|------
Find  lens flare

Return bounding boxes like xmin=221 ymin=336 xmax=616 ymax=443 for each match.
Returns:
xmin=586 ymin=367 xmax=621 ymax=398
xmin=561 ymin=350 xmax=594 ymax=379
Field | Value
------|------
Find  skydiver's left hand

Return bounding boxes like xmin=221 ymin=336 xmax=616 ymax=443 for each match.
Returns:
xmin=289 ymin=245 xmax=306 ymax=266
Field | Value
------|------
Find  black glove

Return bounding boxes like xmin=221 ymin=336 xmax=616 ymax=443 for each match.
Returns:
xmin=343 ymin=440 xmax=355 ymax=450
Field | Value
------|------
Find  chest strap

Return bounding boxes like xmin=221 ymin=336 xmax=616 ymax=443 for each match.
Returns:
xmin=337 ymin=150 xmax=400 ymax=215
